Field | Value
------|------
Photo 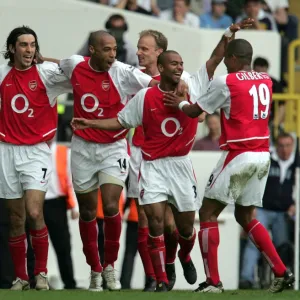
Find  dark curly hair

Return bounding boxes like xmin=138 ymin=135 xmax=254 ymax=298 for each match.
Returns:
xmin=3 ymin=26 xmax=40 ymax=63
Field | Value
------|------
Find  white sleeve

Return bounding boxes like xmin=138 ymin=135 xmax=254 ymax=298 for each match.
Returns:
xmin=184 ymin=64 xmax=211 ymax=103
xmin=117 ymin=88 xmax=147 ymax=128
xmin=37 ymin=62 xmax=72 ymax=106
xmin=119 ymin=62 xmax=153 ymax=95
xmin=59 ymin=55 xmax=85 ymax=79
xmin=197 ymin=75 xmax=230 ymax=114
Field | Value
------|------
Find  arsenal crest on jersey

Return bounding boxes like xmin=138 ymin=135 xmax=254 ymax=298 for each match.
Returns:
xmin=29 ymin=80 xmax=37 ymax=91
xmin=102 ymin=80 xmax=110 ymax=91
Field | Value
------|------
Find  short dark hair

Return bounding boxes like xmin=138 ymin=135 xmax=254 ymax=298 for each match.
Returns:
xmin=245 ymin=0 xmax=262 ymax=5
xmin=4 ymin=26 xmax=40 ymax=63
xmin=157 ymin=50 xmax=180 ymax=66
xmin=88 ymin=30 xmax=112 ymax=47
xmin=226 ymin=39 xmax=253 ymax=65
xmin=253 ymin=57 xmax=269 ymax=68
xmin=277 ymin=132 xmax=294 ymax=143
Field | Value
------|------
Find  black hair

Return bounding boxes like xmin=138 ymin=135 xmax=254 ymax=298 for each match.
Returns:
xmin=88 ymin=30 xmax=113 ymax=47
xmin=4 ymin=26 xmax=40 ymax=63
xmin=253 ymin=57 xmax=269 ymax=68
xmin=157 ymin=50 xmax=179 ymax=66
xmin=226 ymin=39 xmax=253 ymax=65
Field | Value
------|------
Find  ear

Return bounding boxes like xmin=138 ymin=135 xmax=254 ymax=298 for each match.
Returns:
xmin=158 ymin=63 xmax=163 ymax=73
xmin=156 ymin=48 xmax=164 ymax=57
xmin=89 ymin=45 xmax=95 ymax=55
xmin=9 ymin=44 xmax=15 ymax=54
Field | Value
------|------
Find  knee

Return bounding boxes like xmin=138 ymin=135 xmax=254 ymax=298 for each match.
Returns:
xmin=147 ymin=214 xmax=164 ymax=236
xmin=79 ymin=203 xmax=97 ymax=221
xmin=164 ymin=218 xmax=176 ymax=234
xmin=27 ymin=208 xmax=44 ymax=223
xmin=234 ymin=210 xmax=253 ymax=229
xmin=199 ymin=207 xmax=217 ymax=223
xmin=177 ymin=224 xmax=194 ymax=239
xmin=102 ymin=201 xmax=119 ymax=216
xmin=9 ymin=212 xmax=25 ymax=231
xmin=138 ymin=207 xmax=148 ymax=227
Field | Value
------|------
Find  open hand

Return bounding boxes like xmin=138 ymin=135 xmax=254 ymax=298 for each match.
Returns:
xmin=230 ymin=18 xmax=254 ymax=33
xmin=71 ymin=118 xmax=90 ymax=131
xmin=163 ymin=92 xmax=187 ymax=108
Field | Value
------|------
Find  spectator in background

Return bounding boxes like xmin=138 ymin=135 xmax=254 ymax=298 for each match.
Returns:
xmin=114 ymin=0 xmax=160 ymax=15
xmin=77 ymin=14 xmax=138 ymax=66
xmin=193 ymin=112 xmax=220 ymax=151
xmin=239 ymin=132 xmax=296 ymax=289
xmin=253 ymin=57 xmax=285 ymax=142
xmin=159 ymin=0 xmax=200 ymax=28
xmin=200 ymin=0 xmax=233 ymax=29
xmin=236 ymin=0 xmax=277 ymax=31
xmin=115 ymin=0 xmax=154 ymax=15
xmin=262 ymin=0 xmax=298 ymax=77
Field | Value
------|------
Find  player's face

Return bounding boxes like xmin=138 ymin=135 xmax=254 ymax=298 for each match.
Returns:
xmin=90 ymin=35 xmax=117 ymax=71
xmin=11 ymin=34 xmax=36 ymax=70
xmin=137 ymin=36 xmax=162 ymax=68
xmin=277 ymin=137 xmax=294 ymax=161
xmin=160 ymin=53 xmax=183 ymax=84
xmin=245 ymin=2 xmax=260 ymax=18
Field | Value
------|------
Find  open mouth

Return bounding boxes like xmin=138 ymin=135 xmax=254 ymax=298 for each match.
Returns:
xmin=173 ymin=72 xmax=182 ymax=78
xmin=23 ymin=56 xmax=32 ymax=63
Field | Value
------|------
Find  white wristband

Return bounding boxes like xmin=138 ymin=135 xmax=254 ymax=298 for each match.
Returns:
xmin=178 ymin=100 xmax=190 ymax=111
xmin=224 ymin=26 xmax=233 ymax=38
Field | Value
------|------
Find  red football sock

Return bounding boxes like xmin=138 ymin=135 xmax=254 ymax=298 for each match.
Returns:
xmin=164 ymin=229 xmax=179 ymax=264
xmin=246 ymin=219 xmax=286 ymax=277
xmin=30 ymin=227 xmax=49 ymax=275
xmin=138 ymin=227 xmax=156 ymax=279
xmin=103 ymin=213 xmax=122 ymax=269
xmin=9 ymin=233 xmax=29 ymax=281
xmin=178 ymin=228 xmax=196 ymax=263
xmin=148 ymin=234 xmax=169 ymax=284
xmin=79 ymin=218 xmax=102 ymax=272
xmin=198 ymin=222 xmax=220 ymax=285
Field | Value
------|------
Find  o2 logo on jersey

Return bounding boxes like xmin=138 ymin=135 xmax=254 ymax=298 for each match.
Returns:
xmin=161 ymin=117 xmax=183 ymax=137
xmin=81 ymin=93 xmax=104 ymax=117
xmin=11 ymin=94 xmax=34 ymax=117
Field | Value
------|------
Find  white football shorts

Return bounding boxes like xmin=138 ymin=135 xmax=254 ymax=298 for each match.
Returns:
xmin=0 ymin=142 xmax=52 ymax=199
xmin=127 ymin=144 xmax=142 ymax=198
xmin=71 ymin=135 xmax=129 ymax=193
xmin=204 ymin=151 xmax=270 ymax=207
xmin=138 ymin=155 xmax=201 ymax=212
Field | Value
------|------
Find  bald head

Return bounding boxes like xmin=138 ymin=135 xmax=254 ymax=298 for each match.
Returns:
xmin=226 ymin=39 xmax=253 ymax=65
xmin=88 ymin=30 xmax=115 ymax=47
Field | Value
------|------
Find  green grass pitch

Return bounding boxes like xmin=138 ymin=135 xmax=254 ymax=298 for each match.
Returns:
xmin=0 ymin=290 xmax=299 ymax=300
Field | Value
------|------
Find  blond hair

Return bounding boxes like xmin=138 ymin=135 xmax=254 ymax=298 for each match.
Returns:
xmin=139 ymin=30 xmax=168 ymax=51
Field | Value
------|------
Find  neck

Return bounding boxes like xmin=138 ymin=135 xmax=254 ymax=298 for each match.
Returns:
xmin=159 ymin=80 xmax=178 ymax=92
xmin=212 ymin=12 xmax=221 ymax=19
xmin=144 ymin=64 xmax=159 ymax=77
xmin=89 ymin=57 xmax=103 ymax=71
xmin=241 ymin=65 xmax=252 ymax=72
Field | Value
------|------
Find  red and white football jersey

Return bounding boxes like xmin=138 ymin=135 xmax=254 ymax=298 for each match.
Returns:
xmin=118 ymin=65 xmax=210 ymax=160
xmin=197 ymin=71 xmax=273 ymax=151
xmin=0 ymin=62 xmax=72 ymax=145
xmin=59 ymin=55 xmax=152 ymax=144
xmin=132 ymin=72 xmax=161 ymax=147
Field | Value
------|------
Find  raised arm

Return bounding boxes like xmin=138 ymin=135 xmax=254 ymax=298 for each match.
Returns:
xmin=206 ymin=18 xmax=254 ymax=79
